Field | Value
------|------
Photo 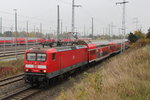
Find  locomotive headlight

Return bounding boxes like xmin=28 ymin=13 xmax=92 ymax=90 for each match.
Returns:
xmin=25 ymin=64 xmax=34 ymax=68
xmin=43 ymin=70 xmax=46 ymax=73
xmin=26 ymin=69 xmax=29 ymax=71
xmin=38 ymin=65 xmax=46 ymax=69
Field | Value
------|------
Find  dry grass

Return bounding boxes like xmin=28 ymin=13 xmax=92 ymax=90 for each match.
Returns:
xmin=57 ymin=45 xmax=150 ymax=100
xmin=0 ymin=59 xmax=24 ymax=79
xmin=131 ymin=39 xmax=150 ymax=48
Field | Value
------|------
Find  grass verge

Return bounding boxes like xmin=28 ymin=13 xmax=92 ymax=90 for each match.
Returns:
xmin=0 ymin=59 xmax=24 ymax=79
xmin=57 ymin=45 xmax=150 ymax=100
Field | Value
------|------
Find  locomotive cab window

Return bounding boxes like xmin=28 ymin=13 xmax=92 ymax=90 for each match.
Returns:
xmin=26 ymin=53 xmax=46 ymax=61
xmin=27 ymin=53 xmax=36 ymax=61
xmin=52 ymin=53 xmax=56 ymax=60
xmin=37 ymin=54 xmax=46 ymax=61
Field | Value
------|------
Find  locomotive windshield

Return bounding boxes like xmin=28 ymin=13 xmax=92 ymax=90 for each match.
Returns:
xmin=37 ymin=54 xmax=46 ymax=61
xmin=27 ymin=53 xmax=46 ymax=61
xmin=27 ymin=53 xmax=36 ymax=61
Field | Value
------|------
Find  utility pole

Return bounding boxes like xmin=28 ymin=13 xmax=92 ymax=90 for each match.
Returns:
xmin=40 ymin=23 xmax=42 ymax=34
xmin=118 ymin=28 xmax=122 ymax=35
xmin=14 ymin=9 xmax=18 ymax=58
xmin=118 ymin=27 xmax=123 ymax=51
xmin=116 ymin=0 xmax=128 ymax=52
xmin=111 ymin=23 xmax=116 ymax=40
xmin=84 ymin=25 xmax=86 ymax=38
xmin=105 ymin=27 xmax=108 ymax=39
xmin=33 ymin=25 xmax=36 ymax=46
xmin=66 ymin=26 xmax=68 ymax=33
xmin=0 ymin=17 xmax=2 ymax=34
xmin=72 ymin=0 xmax=74 ymax=33
xmin=49 ymin=27 xmax=51 ymax=35
xmin=3 ymin=27 xmax=6 ymax=55
xmin=11 ymin=25 xmax=13 ymax=48
xmin=103 ymin=28 xmax=104 ymax=36
xmin=34 ymin=25 xmax=36 ymax=34
xmin=57 ymin=5 xmax=60 ymax=40
xmin=139 ymin=24 xmax=142 ymax=31
xmin=0 ymin=17 xmax=5 ymax=53
xmin=108 ymin=24 xmax=111 ymax=41
xmin=71 ymin=0 xmax=81 ymax=39
xmin=37 ymin=27 xmax=39 ymax=33
xmin=26 ymin=21 xmax=28 ymax=49
xmin=61 ymin=19 xmax=63 ymax=35
xmin=133 ymin=17 xmax=139 ymax=31
xmin=92 ymin=17 xmax=94 ymax=39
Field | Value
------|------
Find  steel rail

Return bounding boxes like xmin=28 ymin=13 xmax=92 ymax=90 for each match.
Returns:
xmin=0 ymin=73 xmax=24 ymax=87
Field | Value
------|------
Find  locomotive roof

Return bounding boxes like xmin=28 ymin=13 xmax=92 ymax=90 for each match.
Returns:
xmin=54 ymin=45 xmax=86 ymax=52
xmin=26 ymin=45 xmax=87 ymax=53
xmin=26 ymin=47 xmax=47 ymax=53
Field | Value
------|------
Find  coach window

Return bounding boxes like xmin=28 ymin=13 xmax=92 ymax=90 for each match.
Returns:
xmin=52 ymin=53 xmax=56 ymax=60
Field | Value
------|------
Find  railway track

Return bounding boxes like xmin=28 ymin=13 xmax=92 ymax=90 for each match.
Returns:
xmin=0 ymin=44 xmax=41 ymax=52
xmin=0 ymin=73 xmax=39 ymax=100
xmin=0 ymin=46 xmax=41 ymax=57
xmin=0 ymin=85 xmax=40 ymax=100
xmin=0 ymin=73 xmax=24 ymax=87
xmin=0 ymin=73 xmax=41 ymax=100
xmin=0 ymin=50 xmax=25 ymax=57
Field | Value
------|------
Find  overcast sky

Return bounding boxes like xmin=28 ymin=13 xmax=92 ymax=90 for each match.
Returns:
xmin=0 ymin=0 xmax=149 ymax=36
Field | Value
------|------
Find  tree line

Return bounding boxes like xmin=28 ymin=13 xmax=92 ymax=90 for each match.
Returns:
xmin=0 ymin=31 xmax=44 ymax=38
xmin=128 ymin=28 xmax=150 ymax=43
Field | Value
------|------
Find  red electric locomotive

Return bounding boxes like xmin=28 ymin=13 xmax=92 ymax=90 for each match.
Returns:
xmin=24 ymin=39 xmax=129 ymax=86
xmin=24 ymin=45 xmax=88 ymax=85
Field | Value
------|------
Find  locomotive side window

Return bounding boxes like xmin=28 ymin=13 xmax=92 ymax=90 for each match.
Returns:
xmin=37 ymin=54 xmax=46 ymax=61
xmin=52 ymin=53 xmax=56 ymax=60
xmin=90 ymin=50 xmax=96 ymax=55
xmin=27 ymin=53 xmax=36 ymax=61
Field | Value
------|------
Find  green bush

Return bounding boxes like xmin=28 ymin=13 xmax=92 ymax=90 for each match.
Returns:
xmin=128 ymin=32 xmax=138 ymax=43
